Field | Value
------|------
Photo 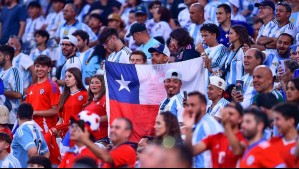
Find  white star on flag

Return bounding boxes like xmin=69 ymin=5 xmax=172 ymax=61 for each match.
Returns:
xmin=116 ymin=74 xmax=131 ymax=92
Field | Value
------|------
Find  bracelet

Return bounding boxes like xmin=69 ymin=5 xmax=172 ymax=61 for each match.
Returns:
xmin=201 ymin=52 xmax=206 ymax=56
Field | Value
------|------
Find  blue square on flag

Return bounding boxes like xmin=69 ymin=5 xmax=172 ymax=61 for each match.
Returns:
xmin=106 ymin=61 xmax=140 ymax=104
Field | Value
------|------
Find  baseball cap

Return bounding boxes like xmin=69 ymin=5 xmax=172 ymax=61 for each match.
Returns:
xmin=148 ymin=44 xmax=170 ymax=57
xmin=108 ymin=14 xmax=122 ymax=22
xmin=126 ymin=23 xmax=146 ymax=38
xmin=135 ymin=5 xmax=147 ymax=15
xmin=209 ymin=76 xmax=226 ymax=91
xmin=0 ymin=105 xmax=9 ymax=124
xmin=228 ymin=0 xmax=240 ymax=8
xmin=61 ymin=35 xmax=78 ymax=46
xmin=254 ymin=0 xmax=275 ymax=11
xmin=164 ymin=69 xmax=182 ymax=81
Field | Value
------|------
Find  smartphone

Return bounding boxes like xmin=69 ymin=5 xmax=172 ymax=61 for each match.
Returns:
xmin=183 ymin=91 xmax=187 ymax=100
xmin=235 ymin=80 xmax=244 ymax=95
xmin=278 ymin=60 xmax=286 ymax=74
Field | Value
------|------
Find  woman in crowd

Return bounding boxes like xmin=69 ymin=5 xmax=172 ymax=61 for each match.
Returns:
xmin=222 ymin=25 xmax=249 ymax=87
xmin=57 ymin=68 xmax=88 ymax=127
xmin=151 ymin=6 xmax=172 ymax=42
xmin=83 ymin=74 xmax=108 ymax=142
xmin=286 ymin=78 xmax=299 ymax=105
xmin=154 ymin=111 xmax=183 ymax=146
xmin=170 ymin=28 xmax=200 ymax=62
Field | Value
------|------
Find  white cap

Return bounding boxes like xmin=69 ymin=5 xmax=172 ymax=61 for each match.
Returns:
xmin=61 ymin=35 xmax=78 ymax=46
xmin=164 ymin=69 xmax=182 ymax=81
xmin=228 ymin=0 xmax=240 ymax=8
xmin=209 ymin=76 xmax=226 ymax=91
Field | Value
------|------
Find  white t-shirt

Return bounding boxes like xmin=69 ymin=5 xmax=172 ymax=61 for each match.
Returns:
xmin=150 ymin=21 xmax=172 ymax=42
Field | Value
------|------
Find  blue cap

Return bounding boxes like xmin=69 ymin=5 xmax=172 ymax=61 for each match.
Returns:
xmin=148 ymin=44 xmax=170 ymax=57
xmin=254 ymin=0 xmax=275 ymax=11
xmin=290 ymin=45 xmax=297 ymax=52
xmin=135 ymin=5 xmax=147 ymax=15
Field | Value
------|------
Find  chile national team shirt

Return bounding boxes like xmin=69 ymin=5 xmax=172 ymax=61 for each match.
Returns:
xmin=26 ymin=79 xmax=60 ymax=132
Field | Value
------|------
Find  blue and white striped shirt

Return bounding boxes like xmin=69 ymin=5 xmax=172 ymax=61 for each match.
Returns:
xmin=22 ymin=16 xmax=45 ymax=42
xmin=204 ymin=0 xmax=228 ymax=24
xmin=29 ymin=47 xmax=57 ymax=61
xmin=188 ymin=20 xmax=212 ymax=45
xmin=12 ymin=53 xmax=34 ymax=89
xmin=11 ymin=121 xmax=49 ymax=168
xmin=55 ymin=20 xmax=97 ymax=43
xmin=192 ymin=114 xmax=224 ymax=168
xmin=257 ymin=19 xmax=278 ymax=40
xmin=159 ymin=93 xmax=184 ymax=123
xmin=268 ymin=22 xmax=297 ymax=38
xmin=240 ymin=74 xmax=257 ymax=108
xmin=0 ymin=66 xmax=23 ymax=124
xmin=224 ymin=48 xmax=245 ymax=86
xmin=108 ymin=46 xmax=131 ymax=64
xmin=0 ymin=153 xmax=21 ymax=168
xmin=264 ymin=50 xmax=289 ymax=76
xmin=44 ymin=11 xmax=65 ymax=38
xmin=207 ymin=97 xmax=229 ymax=119
xmin=60 ymin=56 xmax=82 ymax=80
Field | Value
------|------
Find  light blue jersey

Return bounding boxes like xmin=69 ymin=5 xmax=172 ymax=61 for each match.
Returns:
xmin=204 ymin=0 xmax=226 ymax=24
xmin=188 ymin=21 xmax=211 ymax=45
xmin=29 ymin=47 xmax=56 ymax=61
xmin=108 ymin=46 xmax=132 ymax=64
xmin=268 ymin=22 xmax=297 ymax=38
xmin=55 ymin=20 xmax=97 ymax=43
xmin=0 ymin=67 xmax=23 ymax=124
xmin=139 ymin=38 xmax=161 ymax=60
xmin=264 ymin=50 xmax=289 ymax=76
xmin=207 ymin=97 xmax=229 ymax=119
xmin=0 ymin=153 xmax=21 ymax=168
xmin=60 ymin=56 xmax=82 ymax=80
xmin=11 ymin=121 xmax=49 ymax=168
xmin=240 ymin=74 xmax=257 ymax=108
xmin=224 ymin=48 xmax=245 ymax=86
xmin=159 ymin=93 xmax=184 ymax=123
xmin=12 ymin=53 xmax=34 ymax=89
xmin=78 ymin=48 xmax=99 ymax=88
xmin=192 ymin=114 xmax=224 ymax=168
xmin=257 ymin=19 xmax=278 ymax=40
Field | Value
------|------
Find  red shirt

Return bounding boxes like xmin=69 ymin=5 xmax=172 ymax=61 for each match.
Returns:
xmin=239 ymin=139 xmax=286 ymax=168
xmin=202 ymin=131 xmax=246 ymax=168
xmin=102 ymin=144 xmax=136 ymax=168
xmin=84 ymin=96 xmax=108 ymax=140
xmin=58 ymin=146 xmax=99 ymax=168
xmin=26 ymin=79 xmax=60 ymax=132
xmin=269 ymin=136 xmax=298 ymax=168
xmin=59 ymin=90 xmax=88 ymax=124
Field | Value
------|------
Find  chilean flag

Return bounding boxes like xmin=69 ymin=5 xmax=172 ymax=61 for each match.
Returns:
xmin=105 ymin=57 xmax=206 ymax=143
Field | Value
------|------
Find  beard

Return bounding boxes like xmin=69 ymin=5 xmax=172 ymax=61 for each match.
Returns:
xmin=242 ymin=128 xmax=257 ymax=140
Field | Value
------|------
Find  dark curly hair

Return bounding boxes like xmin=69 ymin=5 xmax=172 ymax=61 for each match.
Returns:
xmin=155 ymin=111 xmax=182 ymax=145
xmin=170 ymin=28 xmax=194 ymax=48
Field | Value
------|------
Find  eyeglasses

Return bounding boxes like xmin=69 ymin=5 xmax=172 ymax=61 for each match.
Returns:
xmin=60 ymin=43 xmax=72 ymax=47
xmin=103 ymin=36 xmax=112 ymax=46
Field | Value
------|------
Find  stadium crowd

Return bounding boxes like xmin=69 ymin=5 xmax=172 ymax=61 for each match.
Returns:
xmin=0 ymin=0 xmax=299 ymax=168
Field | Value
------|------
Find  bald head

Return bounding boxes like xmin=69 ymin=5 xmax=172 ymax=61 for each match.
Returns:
xmin=190 ymin=3 xmax=204 ymax=11
xmin=253 ymin=66 xmax=273 ymax=93
xmin=189 ymin=3 xmax=205 ymax=24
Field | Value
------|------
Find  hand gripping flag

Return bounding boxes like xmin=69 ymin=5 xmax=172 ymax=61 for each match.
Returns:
xmin=105 ymin=57 xmax=206 ymax=143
